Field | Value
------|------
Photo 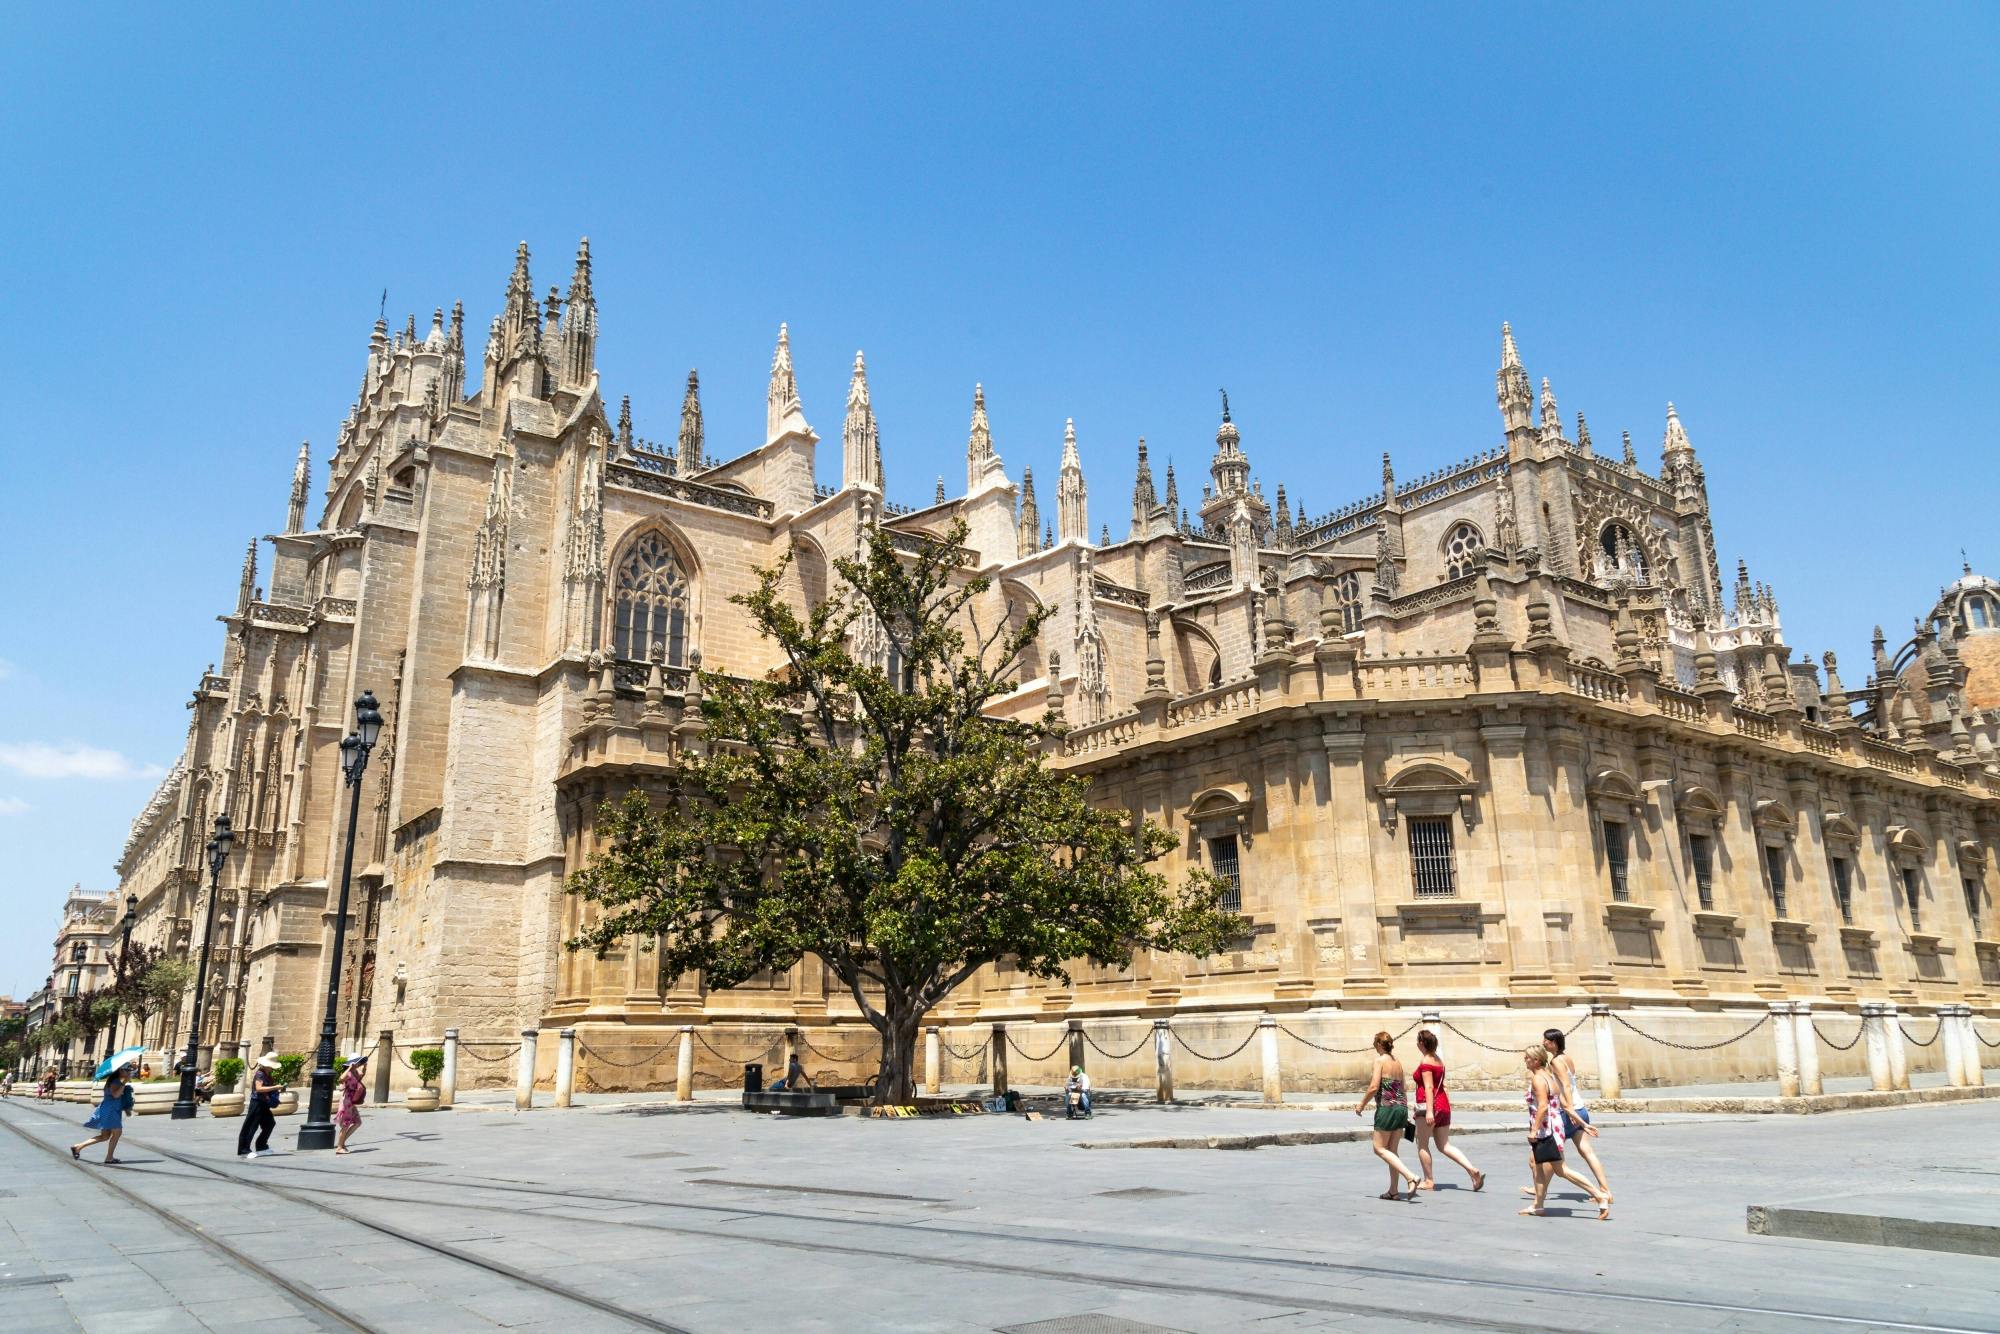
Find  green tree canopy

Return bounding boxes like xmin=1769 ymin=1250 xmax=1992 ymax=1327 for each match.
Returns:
xmin=568 ymin=517 xmax=1237 ymax=1102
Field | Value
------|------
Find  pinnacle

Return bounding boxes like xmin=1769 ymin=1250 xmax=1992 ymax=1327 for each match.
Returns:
xmin=1500 ymin=321 xmax=1522 ymax=370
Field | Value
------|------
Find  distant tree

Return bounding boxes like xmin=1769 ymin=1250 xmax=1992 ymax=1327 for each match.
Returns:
xmin=567 ymin=517 xmax=1238 ymax=1104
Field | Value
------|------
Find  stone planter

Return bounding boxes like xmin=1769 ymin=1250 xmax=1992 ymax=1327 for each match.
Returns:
xmin=57 ymin=1080 xmax=93 ymax=1105
xmin=404 ymin=1087 xmax=440 ymax=1112
xmin=130 ymin=1084 xmax=179 ymax=1116
xmin=273 ymin=1091 xmax=300 ymax=1116
xmin=209 ymin=1092 xmax=245 ymax=1118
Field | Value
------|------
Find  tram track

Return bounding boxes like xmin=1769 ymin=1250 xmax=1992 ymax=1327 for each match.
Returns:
xmin=6 ymin=1098 xmax=1991 ymax=1333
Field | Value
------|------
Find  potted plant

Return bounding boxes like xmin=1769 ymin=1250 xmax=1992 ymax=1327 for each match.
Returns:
xmin=406 ymin=1047 xmax=444 ymax=1111
xmin=272 ymin=1053 xmax=307 ymax=1114
xmin=209 ymin=1057 xmax=246 ymax=1117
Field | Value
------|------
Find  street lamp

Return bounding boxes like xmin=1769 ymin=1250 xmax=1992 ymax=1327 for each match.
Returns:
xmin=299 ymin=690 xmax=382 ymax=1150
xmin=102 ymin=892 xmax=138 ymax=1067
xmin=171 ymin=815 xmax=234 ymax=1119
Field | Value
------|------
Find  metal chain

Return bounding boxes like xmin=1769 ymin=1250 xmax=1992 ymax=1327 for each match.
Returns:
xmin=694 ymin=1032 xmax=783 ymax=1063
xmin=455 ymin=1045 xmax=514 ymax=1065
xmin=1564 ymin=1014 xmax=1591 ymax=1037
xmin=939 ymin=1038 xmax=986 ymax=1060
xmin=1898 ymin=1021 xmax=1940 ymax=1048
xmin=1278 ymin=1024 xmax=1379 ymax=1054
xmin=1171 ymin=1026 xmax=1259 ymax=1063
xmin=797 ymin=1031 xmax=878 ymax=1062
xmin=1082 ymin=1029 xmax=1154 ymax=1061
xmin=1006 ymin=1030 xmax=1071 ymax=1063
xmin=575 ymin=1039 xmax=678 ymax=1068
xmin=1976 ymin=1025 xmax=1999 ymax=1050
xmin=1435 ymin=1018 xmax=1527 ymax=1055
xmin=1611 ymin=1010 xmax=1771 ymax=1050
xmin=1813 ymin=1019 xmax=1864 ymax=1052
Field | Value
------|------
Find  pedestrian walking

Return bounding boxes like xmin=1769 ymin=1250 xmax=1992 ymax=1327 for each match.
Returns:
xmin=70 ymin=1065 xmax=135 ymax=1164
xmin=237 ymin=1053 xmax=282 ymax=1160
xmin=1354 ymin=1031 xmax=1420 ymax=1200
xmin=1542 ymin=1028 xmax=1611 ymax=1203
xmin=1520 ymin=1046 xmax=1609 ymax=1220
xmin=1410 ymin=1029 xmax=1483 ymax=1192
xmin=335 ymin=1053 xmax=368 ymax=1154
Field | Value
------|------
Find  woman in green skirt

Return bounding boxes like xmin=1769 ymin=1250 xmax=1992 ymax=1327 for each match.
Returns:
xmin=1354 ymin=1030 xmax=1419 ymax=1200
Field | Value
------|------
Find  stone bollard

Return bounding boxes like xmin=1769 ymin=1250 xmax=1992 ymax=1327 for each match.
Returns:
xmin=1793 ymin=1001 xmax=1822 ymax=1097
xmin=1770 ymin=1002 xmax=1800 ymax=1098
xmin=1591 ymin=1005 xmax=1621 ymax=1100
xmin=373 ymin=1029 xmax=393 ymax=1107
xmin=924 ymin=1027 xmax=940 ymax=1095
xmin=990 ymin=1023 xmax=1009 ymax=1096
xmin=1067 ymin=1018 xmax=1085 ymax=1079
xmin=440 ymin=1029 xmax=459 ymax=1109
xmin=515 ymin=1028 xmax=538 ymax=1111
xmin=1259 ymin=1014 xmax=1282 ymax=1103
xmin=1861 ymin=1003 xmax=1893 ymax=1091
xmin=1968 ymin=1008 xmax=1989 ymax=1088
xmin=555 ymin=1029 xmax=576 ymax=1108
xmin=1948 ymin=1006 xmax=1975 ymax=1088
xmin=675 ymin=1026 xmax=694 ymax=1102
xmin=1883 ymin=1004 xmax=1910 ymax=1090
xmin=1154 ymin=1019 xmax=1173 ymax=1103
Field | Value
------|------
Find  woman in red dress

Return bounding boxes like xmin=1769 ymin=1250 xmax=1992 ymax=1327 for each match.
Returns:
xmin=1411 ymin=1029 xmax=1483 ymax=1192
xmin=334 ymin=1053 xmax=368 ymax=1154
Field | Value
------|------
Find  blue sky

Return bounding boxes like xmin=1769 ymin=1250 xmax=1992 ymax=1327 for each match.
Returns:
xmin=2 ymin=6 xmax=1996 ymax=998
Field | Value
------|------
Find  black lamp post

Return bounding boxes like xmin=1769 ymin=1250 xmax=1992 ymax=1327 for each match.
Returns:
xmin=299 ymin=690 xmax=382 ymax=1151
xmin=171 ymin=815 xmax=234 ymax=1119
xmin=102 ymin=892 xmax=138 ymax=1067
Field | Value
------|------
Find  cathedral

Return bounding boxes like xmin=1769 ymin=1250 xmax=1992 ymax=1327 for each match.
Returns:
xmin=109 ymin=238 xmax=1998 ymax=1091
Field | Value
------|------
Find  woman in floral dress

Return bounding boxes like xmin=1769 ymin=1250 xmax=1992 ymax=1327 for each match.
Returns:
xmin=335 ymin=1053 xmax=368 ymax=1154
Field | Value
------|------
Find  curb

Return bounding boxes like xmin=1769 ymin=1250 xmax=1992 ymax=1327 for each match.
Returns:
xmin=1747 ymin=1204 xmax=2000 ymax=1257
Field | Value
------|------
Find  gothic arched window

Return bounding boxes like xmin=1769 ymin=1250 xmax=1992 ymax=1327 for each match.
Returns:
xmin=1968 ymin=596 xmax=1994 ymax=630
xmin=1331 ymin=570 xmax=1362 ymax=633
xmin=1599 ymin=521 xmax=1648 ymax=581
xmin=612 ymin=532 xmax=690 ymax=664
xmin=1442 ymin=523 xmax=1484 ymax=581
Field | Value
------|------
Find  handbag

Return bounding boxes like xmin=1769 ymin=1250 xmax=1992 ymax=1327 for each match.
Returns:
xmin=119 ymin=1087 xmax=135 ymax=1113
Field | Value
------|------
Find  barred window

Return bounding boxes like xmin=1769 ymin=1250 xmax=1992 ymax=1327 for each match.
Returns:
xmin=1331 ymin=570 xmax=1362 ymax=633
xmin=1603 ymin=820 xmax=1630 ymax=901
xmin=1207 ymin=834 xmax=1242 ymax=914
xmin=1409 ymin=817 xmax=1457 ymax=897
xmin=612 ymin=532 xmax=690 ymax=664
xmin=1901 ymin=867 xmax=1923 ymax=931
xmin=1763 ymin=844 xmax=1788 ymax=917
xmin=1963 ymin=878 xmax=1982 ymax=935
xmin=1689 ymin=834 xmax=1716 ymax=910
xmin=1442 ymin=523 xmax=1483 ymax=581
xmin=1831 ymin=856 xmax=1854 ymax=925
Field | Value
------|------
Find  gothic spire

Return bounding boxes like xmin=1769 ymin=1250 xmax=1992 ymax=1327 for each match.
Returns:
xmin=560 ymin=237 xmax=597 ymax=384
xmin=842 ymin=351 xmax=880 ymax=491
xmin=1130 ymin=437 xmax=1157 ymax=538
xmin=1539 ymin=377 xmax=1562 ymax=447
xmin=1163 ymin=460 xmax=1179 ymax=514
xmin=616 ymin=395 xmax=634 ymax=451
xmin=1274 ymin=483 xmax=1294 ymax=548
xmin=285 ymin=440 xmax=312 ymax=533
xmin=937 ymin=476 xmax=948 ymax=505
xmin=678 ymin=371 xmax=704 ymax=472
xmin=236 ymin=539 xmax=258 ymax=613
xmin=1662 ymin=401 xmax=1694 ymax=455
xmin=765 ymin=323 xmax=807 ymax=442
xmin=1057 ymin=418 xmax=1087 ymax=543
xmin=1496 ymin=321 xmax=1534 ymax=439
xmin=966 ymin=382 xmax=1003 ymax=491
xmin=501 ymin=241 xmax=537 ymax=356
xmin=1017 ymin=466 xmax=1040 ymax=556
xmin=1622 ymin=430 xmax=1637 ymax=467
xmin=1501 ymin=321 xmax=1521 ymax=369
xmin=1575 ymin=412 xmax=1593 ymax=455
xmin=1381 ymin=451 xmax=1397 ymax=507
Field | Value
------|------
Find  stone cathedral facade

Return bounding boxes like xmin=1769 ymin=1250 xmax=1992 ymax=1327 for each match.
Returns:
xmin=111 ymin=240 xmax=1998 ymax=1089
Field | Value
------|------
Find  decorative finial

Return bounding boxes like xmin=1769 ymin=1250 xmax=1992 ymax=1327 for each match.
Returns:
xmin=1219 ymin=388 xmax=1231 ymax=423
xmin=1500 ymin=321 xmax=1520 ymax=369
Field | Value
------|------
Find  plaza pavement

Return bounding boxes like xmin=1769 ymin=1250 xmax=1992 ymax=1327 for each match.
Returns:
xmin=1 ymin=1090 xmax=1996 ymax=1332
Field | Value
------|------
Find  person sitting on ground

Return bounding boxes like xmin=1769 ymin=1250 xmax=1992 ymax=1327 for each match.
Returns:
xmin=768 ymin=1053 xmax=814 ymax=1092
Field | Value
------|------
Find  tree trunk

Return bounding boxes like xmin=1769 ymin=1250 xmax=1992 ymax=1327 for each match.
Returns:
xmin=873 ymin=1005 xmax=924 ymax=1106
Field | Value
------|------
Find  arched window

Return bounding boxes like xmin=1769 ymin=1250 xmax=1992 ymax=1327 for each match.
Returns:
xmin=1968 ymin=596 xmax=1994 ymax=630
xmin=612 ymin=532 xmax=690 ymax=664
xmin=1331 ymin=570 xmax=1362 ymax=633
xmin=1599 ymin=521 xmax=1648 ymax=581
xmin=1442 ymin=523 xmax=1484 ymax=581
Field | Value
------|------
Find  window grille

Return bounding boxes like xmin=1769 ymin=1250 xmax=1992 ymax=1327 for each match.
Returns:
xmin=1831 ymin=857 xmax=1854 ymax=925
xmin=1901 ymin=867 xmax=1922 ymax=931
xmin=1764 ymin=844 xmax=1788 ymax=917
xmin=1689 ymin=834 xmax=1715 ymax=910
xmin=1408 ymin=817 xmax=1457 ymax=898
xmin=1331 ymin=571 xmax=1362 ymax=633
xmin=612 ymin=532 xmax=690 ymax=664
xmin=1207 ymin=834 xmax=1242 ymax=914
xmin=1603 ymin=820 xmax=1630 ymax=900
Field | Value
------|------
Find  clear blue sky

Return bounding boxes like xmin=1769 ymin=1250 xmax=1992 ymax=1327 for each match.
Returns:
xmin=2 ymin=6 xmax=1996 ymax=999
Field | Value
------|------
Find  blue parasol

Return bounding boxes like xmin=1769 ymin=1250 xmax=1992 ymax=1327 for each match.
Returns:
xmin=93 ymin=1046 xmax=146 ymax=1080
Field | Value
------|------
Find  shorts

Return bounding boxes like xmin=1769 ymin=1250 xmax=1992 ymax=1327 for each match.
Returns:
xmin=1374 ymin=1103 xmax=1410 ymax=1134
xmin=1531 ymin=1136 xmax=1563 ymax=1165
xmin=1573 ymin=1105 xmax=1592 ymax=1125
xmin=1431 ymin=1110 xmax=1451 ymax=1131
xmin=1561 ymin=1112 xmax=1584 ymax=1140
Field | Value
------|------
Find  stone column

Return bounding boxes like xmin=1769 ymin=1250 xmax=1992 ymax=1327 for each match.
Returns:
xmin=675 ymin=1026 xmax=694 ymax=1102
xmin=1259 ymin=1014 xmax=1282 ymax=1103
xmin=1485 ymin=724 xmax=1558 ymax=989
xmin=1323 ymin=728 xmax=1387 ymax=992
xmin=1944 ymin=1005 xmax=1972 ymax=1088
xmin=991 ymin=1023 xmax=1009 ymax=1096
xmin=1967 ymin=1008 xmax=1988 ymax=1088
xmin=923 ymin=1027 xmax=940 ymax=1095
xmin=1792 ymin=1001 xmax=1822 ymax=1097
xmin=515 ymin=1028 xmax=538 ymax=1111
xmin=439 ymin=1028 xmax=458 ymax=1109
xmin=1770 ymin=1002 xmax=1799 ymax=1097
xmin=1067 ymin=1018 xmax=1085 ymax=1078
xmin=1861 ymin=1003 xmax=1893 ymax=1091
xmin=372 ymin=1029 xmax=392 ymax=1107
xmin=555 ymin=1029 xmax=576 ymax=1108
xmin=1883 ymin=1004 xmax=1910 ymax=1091
xmin=1591 ymin=1004 xmax=1621 ymax=1100
xmin=1154 ymin=1019 xmax=1173 ymax=1103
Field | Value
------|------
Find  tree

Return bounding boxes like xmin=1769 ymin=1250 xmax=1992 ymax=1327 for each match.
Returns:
xmin=139 ymin=956 xmax=195 ymax=1041
xmin=568 ymin=518 xmax=1238 ymax=1103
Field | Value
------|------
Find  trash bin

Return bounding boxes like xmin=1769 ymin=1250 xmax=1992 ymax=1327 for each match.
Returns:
xmin=743 ymin=1062 xmax=763 ymax=1093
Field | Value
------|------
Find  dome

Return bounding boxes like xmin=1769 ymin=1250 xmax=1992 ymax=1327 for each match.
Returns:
xmin=1931 ymin=561 xmax=2000 ymax=634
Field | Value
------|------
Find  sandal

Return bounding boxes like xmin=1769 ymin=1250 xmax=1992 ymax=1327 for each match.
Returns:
xmin=1378 ymin=1190 xmax=1399 ymax=1200
xmin=1472 ymin=1170 xmax=1486 ymax=1193
xmin=1596 ymin=1197 xmax=1613 ymax=1221
xmin=69 ymin=1146 xmax=80 ymax=1161
xmin=1518 ymin=1206 xmax=1544 ymax=1217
